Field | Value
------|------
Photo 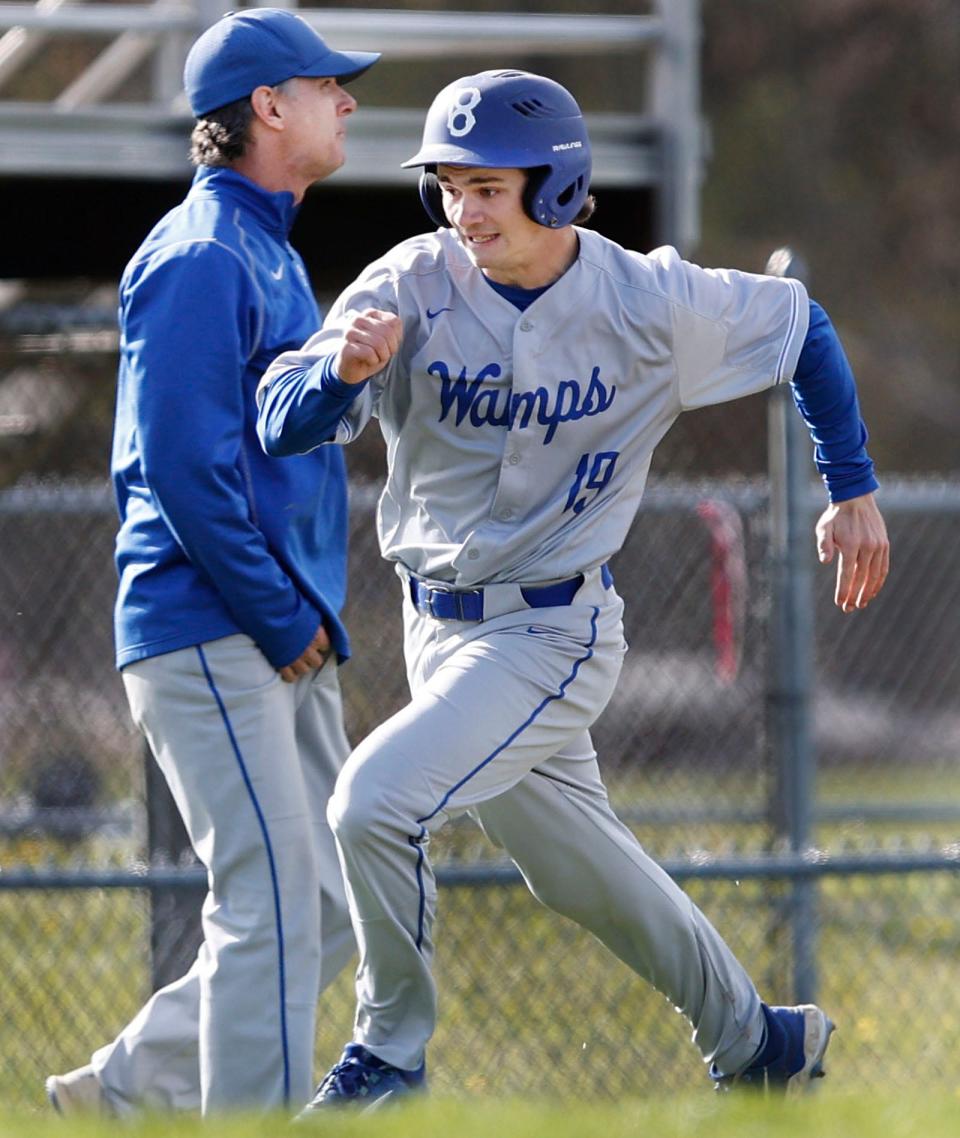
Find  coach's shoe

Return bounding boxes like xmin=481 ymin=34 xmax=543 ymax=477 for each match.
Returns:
xmin=712 ymin=1004 xmax=835 ymax=1095
xmin=295 ymin=1043 xmax=425 ymax=1117
xmin=45 ymin=1064 xmax=114 ymax=1116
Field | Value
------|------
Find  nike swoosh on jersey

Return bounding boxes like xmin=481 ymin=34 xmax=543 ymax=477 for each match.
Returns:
xmin=270 ymin=263 xmax=284 ymax=281
xmin=426 ymin=306 xmax=453 ymax=319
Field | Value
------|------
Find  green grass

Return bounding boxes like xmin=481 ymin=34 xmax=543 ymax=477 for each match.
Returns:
xmin=3 ymin=1091 xmax=960 ymax=1138
xmin=4 ymin=762 xmax=960 ymax=1114
xmin=8 ymin=873 xmax=960 ymax=1114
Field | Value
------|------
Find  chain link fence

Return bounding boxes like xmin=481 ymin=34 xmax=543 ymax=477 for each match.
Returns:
xmin=2 ymin=288 xmax=959 ymax=1110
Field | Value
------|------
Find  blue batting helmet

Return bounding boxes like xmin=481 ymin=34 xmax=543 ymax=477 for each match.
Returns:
xmin=401 ymin=70 xmax=592 ymax=229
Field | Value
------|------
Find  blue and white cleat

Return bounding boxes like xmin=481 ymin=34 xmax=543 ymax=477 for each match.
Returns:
xmin=295 ymin=1043 xmax=426 ymax=1118
xmin=713 ymin=1004 xmax=835 ymax=1095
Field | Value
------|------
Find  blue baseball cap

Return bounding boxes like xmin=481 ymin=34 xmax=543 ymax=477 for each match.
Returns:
xmin=184 ymin=8 xmax=380 ymax=117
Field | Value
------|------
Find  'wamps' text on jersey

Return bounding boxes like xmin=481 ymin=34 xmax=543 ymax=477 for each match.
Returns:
xmin=429 ymin=360 xmax=617 ymax=444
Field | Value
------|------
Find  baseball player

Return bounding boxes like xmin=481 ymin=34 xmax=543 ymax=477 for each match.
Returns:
xmin=256 ymin=70 xmax=889 ymax=1108
xmin=44 ymin=10 xmax=379 ymax=1117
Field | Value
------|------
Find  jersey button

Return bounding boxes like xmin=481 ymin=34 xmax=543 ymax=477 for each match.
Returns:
xmin=507 ymin=453 xmax=521 ymax=465
xmin=519 ymin=319 xmax=533 ymax=332
xmin=467 ymin=548 xmax=480 ymax=560
xmin=499 ymin=508 xmax=515 ymax=520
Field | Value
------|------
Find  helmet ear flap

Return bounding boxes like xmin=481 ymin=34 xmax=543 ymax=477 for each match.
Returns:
xmin=522 ymin=166 xmax=549 ymax=226
xmin=523 ymin=165 xmax=583 ymax=228
xmin=418 ymin=169 xmax=448 ymax=228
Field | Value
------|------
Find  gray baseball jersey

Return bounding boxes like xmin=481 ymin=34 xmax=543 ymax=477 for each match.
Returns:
xmin=259 ymin=229 xmax=809 ymax=1080
xmin=265 ymin=227 xmax=808 ymax=585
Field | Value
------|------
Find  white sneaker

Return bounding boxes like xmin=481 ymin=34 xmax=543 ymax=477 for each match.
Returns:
xmin=45 ymin=1065 xmax=113 ymax=1116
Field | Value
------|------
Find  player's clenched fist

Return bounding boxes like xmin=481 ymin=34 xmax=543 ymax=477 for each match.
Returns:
xmin=335 ymin=308 xmax=403 ymax=385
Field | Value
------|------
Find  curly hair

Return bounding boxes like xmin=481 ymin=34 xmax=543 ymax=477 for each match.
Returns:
xmin=189 ymin=96 xmax=255 ymax=167
xmin=573 ymin=194 xmax=597 ymax=226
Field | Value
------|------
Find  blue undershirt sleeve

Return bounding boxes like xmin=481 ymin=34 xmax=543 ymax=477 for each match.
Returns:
xmin=790 ymin=300 xmax=880 ymax=503
xmin=257 ymin=354 xmax=368 ymax=456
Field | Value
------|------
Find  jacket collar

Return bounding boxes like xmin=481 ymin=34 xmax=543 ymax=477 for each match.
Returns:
xmin=190 ymin=165 xmax=299 ymax=235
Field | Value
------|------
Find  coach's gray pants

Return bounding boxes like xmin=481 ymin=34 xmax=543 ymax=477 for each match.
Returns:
xmin=90 ymin=635 xmax=355 ymax=1114
xmin=328 ymin=572 xmax=765 ymax=1080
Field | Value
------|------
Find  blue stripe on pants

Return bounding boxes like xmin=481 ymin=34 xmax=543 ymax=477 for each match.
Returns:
xmin=197 ymin=646 xmax=291 ymax=1106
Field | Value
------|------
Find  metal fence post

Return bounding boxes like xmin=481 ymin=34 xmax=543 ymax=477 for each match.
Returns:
xmin=765 ymin=249 xmax=818 ymax=1003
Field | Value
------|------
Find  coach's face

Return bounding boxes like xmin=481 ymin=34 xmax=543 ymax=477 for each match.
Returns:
xmin=437 ymin=165 xmax=576 ymax=289
xmin=274 ymin=76 xmax=357 ymax=187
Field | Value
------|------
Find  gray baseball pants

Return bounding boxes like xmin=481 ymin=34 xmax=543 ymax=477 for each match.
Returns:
xmin=91 ymin=634 xmax=355 ymax=1114
xmin=328 ymin=569 xmax=765 ymax=1080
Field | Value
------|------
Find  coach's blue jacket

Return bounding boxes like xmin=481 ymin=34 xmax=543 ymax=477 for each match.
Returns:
xmin=111 ymin=165 xmax=348 ymax=670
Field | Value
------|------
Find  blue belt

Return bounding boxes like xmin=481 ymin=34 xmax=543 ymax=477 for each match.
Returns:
xmin=409 ymin=564 xmax=613 ymax=622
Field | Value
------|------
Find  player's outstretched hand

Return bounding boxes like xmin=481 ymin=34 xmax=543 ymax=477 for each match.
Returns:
xmin=335 ymin=308 xmax=403 ymax=385
xmin=815 ymin=492 xmax=889 ymax=613
xmin=279 ymin=622 xmax=332 ymax=683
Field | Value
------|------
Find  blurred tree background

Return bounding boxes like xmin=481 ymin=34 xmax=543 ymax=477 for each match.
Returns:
xmin=697 ymin=0 xmax=959 ymax=474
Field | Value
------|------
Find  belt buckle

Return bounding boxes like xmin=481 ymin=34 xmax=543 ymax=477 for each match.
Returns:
xmin=423 ymin=583 xmax=483 ymax=621
xmin=424 ymin=582 xmax=454 ymax=620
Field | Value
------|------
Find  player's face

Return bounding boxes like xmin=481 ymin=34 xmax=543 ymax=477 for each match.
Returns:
xmin=437 ymin=165 xmax=575 ymax=288
xmin=275 ymin=76 xmax=357 ymax=187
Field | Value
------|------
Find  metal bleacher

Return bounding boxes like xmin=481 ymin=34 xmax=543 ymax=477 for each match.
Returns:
xmin=0 ymin=0 xmax=703 ymax=251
